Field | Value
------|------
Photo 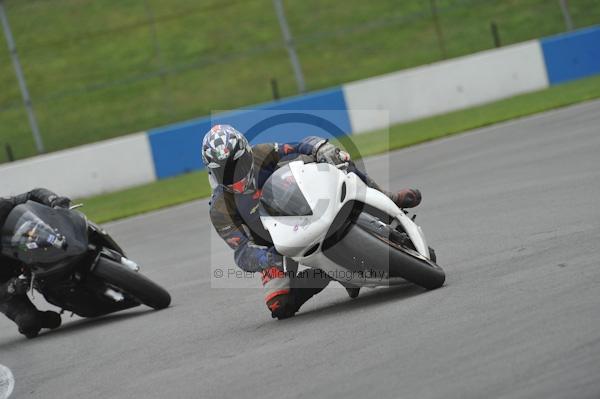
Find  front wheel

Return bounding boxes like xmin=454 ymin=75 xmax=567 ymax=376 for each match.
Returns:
xmin=92 ymin=257 xmax=171 ymax=310
xmin=324 ymin=212 xmax=445 ymax=290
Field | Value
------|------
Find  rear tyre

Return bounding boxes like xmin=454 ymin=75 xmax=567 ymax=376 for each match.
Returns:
xmin=92 ymin=257 xmax=171 ymax=310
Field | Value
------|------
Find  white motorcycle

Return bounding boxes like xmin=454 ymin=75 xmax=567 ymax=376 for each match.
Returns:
xmin=259 ymin=160 xmax=445 ymax=290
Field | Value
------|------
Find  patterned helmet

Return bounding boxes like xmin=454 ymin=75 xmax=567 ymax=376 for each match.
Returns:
xmin=202 ymin=125 xmax=254 ymax=193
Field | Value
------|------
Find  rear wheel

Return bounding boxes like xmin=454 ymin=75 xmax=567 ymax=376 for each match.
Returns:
xmin=92 ymin=257 xmax=171 ymax=310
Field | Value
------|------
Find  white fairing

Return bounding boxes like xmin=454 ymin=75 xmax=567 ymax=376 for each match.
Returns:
xmin=260 ymin=161 xmax=431 ymax=287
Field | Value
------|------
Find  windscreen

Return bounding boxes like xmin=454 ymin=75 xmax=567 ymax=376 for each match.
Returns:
xmin=0 ymin=202 xmax=88 ymax=265
xmin=260 ymin=165 xmax=313 ymax=217
xmin=1 ymin=210 xmax=67 ymax=262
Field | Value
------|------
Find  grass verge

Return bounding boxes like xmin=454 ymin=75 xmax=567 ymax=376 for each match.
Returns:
xmin=78 ymin=75 xmax=600 ymax=223
xmin=2 ymin=0 xmax=599 ymax=162
xmin=78 ymin=170 xmax=211 ymax=223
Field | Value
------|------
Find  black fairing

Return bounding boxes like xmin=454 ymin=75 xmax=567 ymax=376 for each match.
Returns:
xmin=40 ymin=275 xmax=139 ymax=318
xmin=88 ymin=220 xmax=125 ymax=256
xmin=0 ymin=201 xmax=143 ymax=317
xmin=1 ymin=201 xmax=88 ymax=273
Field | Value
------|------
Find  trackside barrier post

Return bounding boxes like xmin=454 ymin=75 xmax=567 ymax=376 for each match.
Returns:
xmin=272 ymin=0 xmax=306 ymax=93
xmin=0 ymin=0 xmax=45 ymax=154
xmin=491 ymin=21 xmax=501 ymax=47
xmin=429 ymin=0 xmax=447 ymax=59
xmin=559 ymin=0 xmax=574 ymax=31
xmin=270 ymin=78 xmax=280 ymax=100
xmin=5 ymin=144 xmax=14 ymax=162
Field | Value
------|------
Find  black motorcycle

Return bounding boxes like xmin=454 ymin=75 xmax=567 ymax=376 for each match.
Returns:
xmin=1 ymin=201 xmax=171 ymax=331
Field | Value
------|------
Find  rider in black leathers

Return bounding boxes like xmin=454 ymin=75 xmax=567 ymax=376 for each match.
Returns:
xmin=0 ymin=188 xmax=71 ymax=337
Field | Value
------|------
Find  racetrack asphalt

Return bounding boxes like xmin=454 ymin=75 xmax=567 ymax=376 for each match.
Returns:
xmin=1 ymin=100 xmax=599 ymax=399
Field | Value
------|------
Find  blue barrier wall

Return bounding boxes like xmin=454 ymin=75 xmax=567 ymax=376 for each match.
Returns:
xmin=541 ymin=26 xmax=600 ymax=85
xmin=148 ymin=87 xmax=351 ymax=179
xmin=148 ymin=27 xmax=600 ymax=180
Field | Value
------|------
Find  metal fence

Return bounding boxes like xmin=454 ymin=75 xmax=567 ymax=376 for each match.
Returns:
xmin=0 ymin=0 xmax=596 ymax=163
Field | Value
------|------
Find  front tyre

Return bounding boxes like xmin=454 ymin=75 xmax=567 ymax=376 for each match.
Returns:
xmin=429 ymin=247 xmax=437 ymax=263
xmin=324 ymin=212 xmax=445 ymax=290
xmin=92 ymin=257 xmax=171 ymax=310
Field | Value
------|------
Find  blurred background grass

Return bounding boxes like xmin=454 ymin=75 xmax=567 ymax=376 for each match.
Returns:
xmin=1 ymin=0 xmax=599 ymax=163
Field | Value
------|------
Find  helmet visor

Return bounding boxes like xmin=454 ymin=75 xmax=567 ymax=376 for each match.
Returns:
xmin=210 ymin=150 xmax=253 ymax=188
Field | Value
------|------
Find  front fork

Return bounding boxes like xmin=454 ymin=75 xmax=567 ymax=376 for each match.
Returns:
xmin=90 ymin=248 xmax=141 ymax=302
xmin=89 ymin=245 xmax=140 ymax=272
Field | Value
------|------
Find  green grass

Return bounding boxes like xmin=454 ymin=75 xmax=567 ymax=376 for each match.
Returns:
xmin=78 ymin=170 xmax=212 ymax=223
xmin=77 ymin=74 xmax=600 ymax=223
xmin=1 ymin=0 xmax=599 ymax=163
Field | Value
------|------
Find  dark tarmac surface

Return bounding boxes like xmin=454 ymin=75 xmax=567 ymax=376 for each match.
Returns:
xmin=1 ymin=100 xmax=599 ymax=398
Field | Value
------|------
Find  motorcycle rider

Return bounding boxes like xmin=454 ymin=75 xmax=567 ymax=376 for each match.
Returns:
xmin=0 ymin=188 xmax=71 ymax=337
xmin=204 ymin=124 xmax=422 ymax=319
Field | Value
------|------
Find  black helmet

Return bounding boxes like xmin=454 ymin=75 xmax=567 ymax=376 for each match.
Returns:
xmin=202 ymin=125 xmax=254 ymax=193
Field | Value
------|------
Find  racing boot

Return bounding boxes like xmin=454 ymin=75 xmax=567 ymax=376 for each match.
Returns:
xmin=387 ymin=188 xmax=422 ymax=209
xmin=16 ymin=310 xmax=61 ymax=338
xmin=15 ymin=312 xmax=42 ymax=338
xmin=261 ymin=266 xmax=293 ymax=319
xmin=2 ymin=295 xmax=40 ymax=338
xmin=0 ymin=279 xmax=61 ymax=338
xmin=360 ymin=173 xmax=421 ymax=209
